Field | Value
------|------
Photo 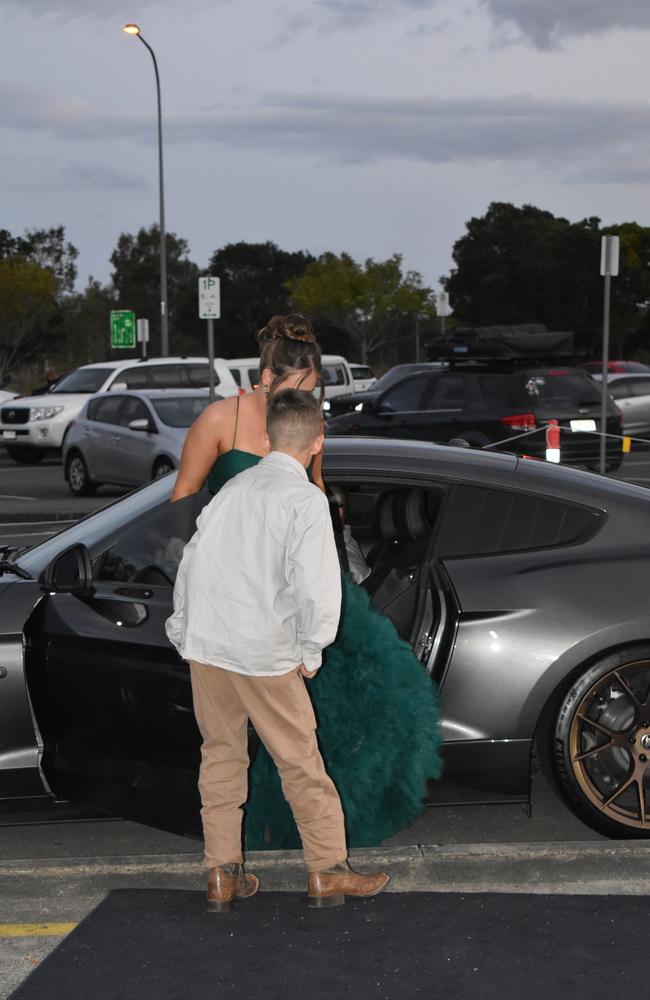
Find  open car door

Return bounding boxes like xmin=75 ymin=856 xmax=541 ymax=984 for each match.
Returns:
xmin=24 ymin=491 xmax=210 ymax=835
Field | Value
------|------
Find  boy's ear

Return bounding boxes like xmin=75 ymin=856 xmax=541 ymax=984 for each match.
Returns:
xmin=310 ymin=432 xmax=324 ymax=456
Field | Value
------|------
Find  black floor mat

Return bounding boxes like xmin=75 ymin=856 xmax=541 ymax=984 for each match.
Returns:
xmin=9 ymin=888 xmax=647 ymax=999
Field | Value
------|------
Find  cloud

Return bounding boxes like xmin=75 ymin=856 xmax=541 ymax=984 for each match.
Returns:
xmin=0 ymin=156 xmax=149 ymax=193
xmin=60 ymin=163 xmax=150 ymax=192
xmin=2 ymin=0 xmax=218 ymax=21
xmin=289 ymin=0 xmax=434 ymax=31
xmin=3 ymin=80 xmax=650 ymax=184
xmin=482 ymin=0 xmax=650 ymax=49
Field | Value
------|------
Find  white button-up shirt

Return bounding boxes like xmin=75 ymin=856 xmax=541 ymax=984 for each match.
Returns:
xmin=165 ymin=451 xmax=342 ymax=676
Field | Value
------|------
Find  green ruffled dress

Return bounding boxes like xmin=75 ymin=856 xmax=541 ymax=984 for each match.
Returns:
xmin=208 ymin=449 xmax=442 ymax=849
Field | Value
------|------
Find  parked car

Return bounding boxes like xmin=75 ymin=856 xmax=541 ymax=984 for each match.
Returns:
xmin=227 ymin=355 xmax=356 ymax=403
xmin=581 ymin=361 xmax=650 ymax=375
xmin=592 ymin=373 xmax=650 ymax=438
xmin=0 ymin=358 xmax=238 ymax=464
xmin=63 ymin=389 xmax=217 ymax=496
xmin=2 ymin=438 xmax=650 ymax=840
xmin=328 ymin=363 xmax=444 ymax=418
xmin=349 ymin=364 xmax=376 ymax=392
xmin=0 ymin=389 xmax=17 ymax=405
xmin=326 ymin=365 xmax=623 ymax=470
xmin=226 ymin=358 xmax=262 ymax=394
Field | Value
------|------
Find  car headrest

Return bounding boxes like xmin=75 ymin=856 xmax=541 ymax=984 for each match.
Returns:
xmin=375 ymin=489 xmax=436 ymax=543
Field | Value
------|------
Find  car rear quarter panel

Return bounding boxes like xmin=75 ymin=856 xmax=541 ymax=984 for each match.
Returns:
xmin=439 ymin=483 xmax=650 ymax=744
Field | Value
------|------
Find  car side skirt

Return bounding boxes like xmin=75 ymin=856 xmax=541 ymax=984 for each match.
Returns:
xmin=426 ymin=738 xmax=530 ymax=805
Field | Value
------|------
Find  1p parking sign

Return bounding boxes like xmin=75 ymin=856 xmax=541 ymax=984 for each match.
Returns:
xmin=199 ymin=276 xmax=220 ymax=319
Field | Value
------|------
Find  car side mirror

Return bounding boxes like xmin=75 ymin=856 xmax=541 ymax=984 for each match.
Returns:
xmin=128 ymin=418 xmax=155 ymax=433
xmin=109 ymin=381 xmax=128 ymax=392
xmin=42 ymin=543 xmax=94 ymax=595
xmin=376 ymin=400 xmax=394 ymax=415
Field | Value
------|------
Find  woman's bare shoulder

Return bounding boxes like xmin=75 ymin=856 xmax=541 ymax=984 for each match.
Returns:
xmin=202 ymin=395 xmax=238 ymax=424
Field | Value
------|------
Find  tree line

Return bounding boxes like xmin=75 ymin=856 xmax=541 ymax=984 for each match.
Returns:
xmin=0 ymin=227 xmax=433 ymax=387
xmin=2 ymin=202 xmax=650 ymax=388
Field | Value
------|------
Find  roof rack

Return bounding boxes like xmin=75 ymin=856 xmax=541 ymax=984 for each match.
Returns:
xmin=426 ymin=325 xmax=581 ymax=364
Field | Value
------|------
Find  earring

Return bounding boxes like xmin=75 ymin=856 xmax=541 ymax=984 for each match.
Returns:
xmin=263 ymin=383 xmax=270 ymax=399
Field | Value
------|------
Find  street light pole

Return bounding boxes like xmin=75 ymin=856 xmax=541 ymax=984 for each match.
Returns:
xmin=124 ymin=24 xmax=169 ymax=357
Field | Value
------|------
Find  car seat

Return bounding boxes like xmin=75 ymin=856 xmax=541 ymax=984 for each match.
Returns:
xmin=362 ymin=489 xmax=438 ymax=638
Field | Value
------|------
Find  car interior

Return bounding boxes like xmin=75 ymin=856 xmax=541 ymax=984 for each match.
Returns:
xmin=328 ymin=483 xmax=445 ymax=642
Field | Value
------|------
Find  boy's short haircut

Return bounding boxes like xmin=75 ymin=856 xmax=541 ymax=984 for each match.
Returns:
xmin=267 ymin=389 xmax=323 ymax=450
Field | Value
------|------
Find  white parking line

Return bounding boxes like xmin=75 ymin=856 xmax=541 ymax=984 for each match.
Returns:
xmin=3 ymin=529 xmax=59 ymax=538
xmin=0 ymin=520 xmax=75 ymax=527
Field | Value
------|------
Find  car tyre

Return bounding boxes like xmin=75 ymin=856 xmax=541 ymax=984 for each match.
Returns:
xmin=152 ymin=457 xmax=175 ymax=480
xmin=553 ymin=645 xmax=650 ymax=838
xmin=65 ymin=451 xmax=97 ymax=497
xmin=6 ymin=445 xmax=46 ymax=464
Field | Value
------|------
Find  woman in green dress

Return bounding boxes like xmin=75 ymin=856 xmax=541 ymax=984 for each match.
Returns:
xmin=172 ymin=314 xmax=442 ymax=848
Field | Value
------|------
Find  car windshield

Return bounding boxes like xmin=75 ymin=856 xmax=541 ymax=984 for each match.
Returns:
xmin=151 ymin=395 xmax=210 ymax=427
xmin=523 ymin=372 xmax=601 ymax=405
xmin=18 ymin=477 xmax=175 ymax=572
xmin=49 ymin=368 xmax=114 ymax=394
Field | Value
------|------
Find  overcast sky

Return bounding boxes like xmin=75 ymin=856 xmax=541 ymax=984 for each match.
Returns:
xmin=3 ymin=0 xmax=650 ymax=293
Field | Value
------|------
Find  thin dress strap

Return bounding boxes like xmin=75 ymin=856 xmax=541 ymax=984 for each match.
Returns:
xmin=232 ymin=395 xmax=240 ymax=450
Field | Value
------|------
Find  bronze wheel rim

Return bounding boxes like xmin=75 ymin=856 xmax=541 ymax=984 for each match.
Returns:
xmin=569 ymin=659 xmax=650 ymax=829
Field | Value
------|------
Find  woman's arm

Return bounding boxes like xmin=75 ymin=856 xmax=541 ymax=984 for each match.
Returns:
xmin=311 ymin=443 xmax=326 ymax=494
xmin=170 ymin=399 xmax=229 ymax=501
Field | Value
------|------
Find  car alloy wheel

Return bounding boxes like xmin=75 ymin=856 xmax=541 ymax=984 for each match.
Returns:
xmin=555 ymin=651 xmax=650 ymax=835
xmin=66 ymin=453 xmax=96 ymax=497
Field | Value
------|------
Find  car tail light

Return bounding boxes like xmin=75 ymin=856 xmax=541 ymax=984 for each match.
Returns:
xmin=501 ymin=413 xmax=537 ymax=431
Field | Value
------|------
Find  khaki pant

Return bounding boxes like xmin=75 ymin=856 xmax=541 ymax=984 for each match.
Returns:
xmin=189 ymin=661 xmax=348 ymax=873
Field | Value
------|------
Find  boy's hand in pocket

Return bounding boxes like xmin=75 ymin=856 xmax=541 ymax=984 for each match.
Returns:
xmin=299 ymin=664 xmax=319 ymax=679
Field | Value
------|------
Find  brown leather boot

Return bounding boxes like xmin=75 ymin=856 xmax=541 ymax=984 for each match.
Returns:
xmin=307 ymin=862 xmax=390 ymax=908
xmin=207 ymin=863 xmax=260 ymax=913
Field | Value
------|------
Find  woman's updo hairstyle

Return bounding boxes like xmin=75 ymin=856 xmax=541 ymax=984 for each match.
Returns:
xmin=256 ymin=314 xmax=322 ymax=395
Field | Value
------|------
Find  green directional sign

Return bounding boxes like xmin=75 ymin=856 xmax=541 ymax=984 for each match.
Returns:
xmin=110 ymin=310 xmax=136 ymax=349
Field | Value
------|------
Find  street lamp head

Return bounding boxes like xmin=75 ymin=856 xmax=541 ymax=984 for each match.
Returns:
xmin=123 ymin=23 xmax=141 ymax=35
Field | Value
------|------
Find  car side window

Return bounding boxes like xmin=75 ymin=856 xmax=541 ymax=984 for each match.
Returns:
xmin=119 ymin=398 xmax=150 ymax=426
xmin=379 ymin=374 xmax=429 ymax=412
xmin=630 ymin=379 xmax=650 ymax=398
xmin=186 ymin=365 xmax=221 ymax=389
xmin=148 ymin=365 xmax=188 ymax=388
xmin=95 ymin=492 xmax=210 ymax=585
xmin=608 ymin=380 xmax=634 ymax=400
xmin=90 ymin=396 xmax=125 ymax=424
xmin=229 ymin=368 xmax=242 ymax=387
xmin=322 ymin=364 xmax=347 ymax=386
xmin=424 ymin=375 xmax=467 ymax=409
xmin=120 ymin=367 xmax=150 ymax=389
xmin=439 ymin=485 xmax=600 ymax=557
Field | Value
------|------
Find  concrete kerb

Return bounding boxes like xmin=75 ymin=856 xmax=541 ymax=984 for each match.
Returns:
xmin=2 ymin=842 xmax=650 ymax=896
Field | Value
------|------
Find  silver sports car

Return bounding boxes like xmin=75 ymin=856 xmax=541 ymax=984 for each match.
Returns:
xmin=2 ymin=438 xmax=650 ymax=839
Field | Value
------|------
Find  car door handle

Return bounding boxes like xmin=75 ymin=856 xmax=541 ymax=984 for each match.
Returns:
xmin=114 ymin=586 xmax=153 ymax=599
xmin=111 ymin=434 xmax=121 ymax=443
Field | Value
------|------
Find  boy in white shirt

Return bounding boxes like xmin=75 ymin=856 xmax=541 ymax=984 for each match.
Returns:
xmin=166 ymin=389 xmax=389 ymax=912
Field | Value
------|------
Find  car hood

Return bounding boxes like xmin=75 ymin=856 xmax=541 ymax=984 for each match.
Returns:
xmin=1 ymin=392 xmax=89 ymax=409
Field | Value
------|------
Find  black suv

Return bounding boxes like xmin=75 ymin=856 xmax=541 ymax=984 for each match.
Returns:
xmin=325 ymin=364 xmax=623 ymax=470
